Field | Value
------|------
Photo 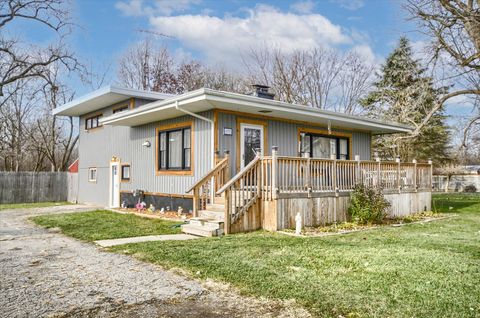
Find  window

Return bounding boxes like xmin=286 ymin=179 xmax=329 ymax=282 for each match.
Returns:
xmin=121 ymin=164 xmax=130 ymax=181
xmin=113 ymin=105 xmax=129 ymax=114
xmin=157 ymin=124 xmax=192 ymax=172
xmin=88 ymin=168 xmax=97 ymax=182
xmin=85 ymin=114 xmax=102 ymax=130
xmin=300 ymin=132 xmax=350 ymax=160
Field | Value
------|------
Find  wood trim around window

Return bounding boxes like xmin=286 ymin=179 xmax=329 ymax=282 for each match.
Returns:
xmin=236 ymin=117 xmax=268 ymax=171
xmin=88 ymin=167 xmax=97 ymax=183
xmin=155 ymin=121 xmax=194 ymax=176
xmin=120 ymin=163 xmax=131 ymax=183
xmin=297 ymin=127 xmax=353 ymax=159
xmin=112 ymin=104 xmax=130 ymax=114
xmin=84 ymin=112 xmax=103 ymax=131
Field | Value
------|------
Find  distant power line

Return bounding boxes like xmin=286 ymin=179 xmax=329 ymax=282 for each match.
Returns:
xmin=134 ymin=29 xmax=175 ymax=39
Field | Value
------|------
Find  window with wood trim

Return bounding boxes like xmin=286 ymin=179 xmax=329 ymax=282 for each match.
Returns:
xmin=113 ymin=105 xmax=129 ymax=114
xmin=158 ymin=126 xmax=191 ymax=171
xmin=300 ymin=132 xmax=350 ymax=160
xmin=85 ymin=114 xmax=102 ymax=130
xmin=121 ymin=164 xmax=130 ymax=181
xmin=88 ymin=168 xmax=97 ymax=182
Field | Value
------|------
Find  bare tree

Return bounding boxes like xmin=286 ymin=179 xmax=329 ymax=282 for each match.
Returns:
xmin=245 ymin=47 xmax=374 ymax=114
xmin=29 ymin=67 xmax=78 ymax=172
xmin=0 ymin=0 xmax=81 ymax=96
xmin=117 ymin=39 xmax=250 ymax=94
xmin=0 ymin=80 xmax=39 ymax=171
xmin=117 ymin=39 xmax=176 ymax=92
xmin=405 ymin=0 xmax=480 ymax=138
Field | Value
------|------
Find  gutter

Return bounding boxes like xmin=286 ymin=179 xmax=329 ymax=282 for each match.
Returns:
xmin=175 ymin=100 xmax=216 ymax=201
xmin=175 ymin=100 xmax=215 ymax=169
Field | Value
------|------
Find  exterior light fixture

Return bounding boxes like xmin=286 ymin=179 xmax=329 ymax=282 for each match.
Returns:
xmin=142 ymin=140 xmax=151 ymax=147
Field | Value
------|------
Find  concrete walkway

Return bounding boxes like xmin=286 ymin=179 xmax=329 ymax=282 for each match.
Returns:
xmin=94 ymin=233 xmax=200 ymax=247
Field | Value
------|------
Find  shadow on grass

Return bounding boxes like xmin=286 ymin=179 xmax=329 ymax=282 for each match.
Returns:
xmin=432 ymin=193 xmax=480 ymax=214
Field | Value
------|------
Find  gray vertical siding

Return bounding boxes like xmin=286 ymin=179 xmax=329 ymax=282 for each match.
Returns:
xmin=217 ymin=112 xmax=372 ymax=176
xmin=78 ymin=103 xmax=371 ymax=206
xmin=78 ymin=98 xmax=212 ymax=206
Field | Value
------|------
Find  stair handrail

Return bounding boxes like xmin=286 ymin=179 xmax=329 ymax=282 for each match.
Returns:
xmin=216 ymin=156 xmax=260 ymax=195
xmin=186 ymin=155 xmax=229 ymax=193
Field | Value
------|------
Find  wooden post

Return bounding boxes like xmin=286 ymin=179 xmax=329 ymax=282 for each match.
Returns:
xmin=304 ymin=152 xmax=311 ymax=194
xmin=376 ymin=156 xmax=381 ymax=189
xmin=412 ymin=159 xmax=417 ymax=192
xmin=193 ymin=188 xmax=199 ymax=217
xmin=355 ymin=154 xmax=361 ymax=185
xmin=224 ymin=189 xmax=230 ymax=235
xmin=272 ymin=146 xmax=278 ymax=199
xmin=428 ymin=158 xmax=433 ymax=190
xmin=396 ymin=155 xmax=401 ymax=193
xmin=224 ymin=150 xmax=231 ymax=180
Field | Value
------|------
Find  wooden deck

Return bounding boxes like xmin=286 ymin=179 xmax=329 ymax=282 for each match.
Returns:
xmin=188 ymin=149 xmax=433 ymax=235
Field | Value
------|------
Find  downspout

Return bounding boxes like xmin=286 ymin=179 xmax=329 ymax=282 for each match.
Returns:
xmin=175 ymin=101 xmax=216 ymax=201
xmin=175 ymin=101 xmax=215 ymax=170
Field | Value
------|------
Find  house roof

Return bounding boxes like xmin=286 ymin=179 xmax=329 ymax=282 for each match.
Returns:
xmin=100 ymin=88 xmax=412 ymax=135
xmin=52 ymin=85 xmax=174 ymax=116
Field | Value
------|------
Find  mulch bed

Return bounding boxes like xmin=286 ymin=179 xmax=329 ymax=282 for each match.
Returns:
xmin=279 ymin=213 xmax=452 ymax=237
xmin=113 ymin=208 xmax=192 ymax=222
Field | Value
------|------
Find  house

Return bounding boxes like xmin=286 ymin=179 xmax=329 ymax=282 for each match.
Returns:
xmin=67 ymin=158 xmax=79 ymax=173
xmin=53 ymin=85 xmax=433 ymax=236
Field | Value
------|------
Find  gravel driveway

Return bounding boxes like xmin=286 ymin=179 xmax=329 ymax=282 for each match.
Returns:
xmin=0 ymin=205 xmax=310 ymax=318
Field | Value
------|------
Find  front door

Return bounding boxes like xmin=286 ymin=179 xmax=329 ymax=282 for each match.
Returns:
xmin=240 ymin=123 xmax=264 ymax=169
xmin=109 ymin=161 xmax=120 ymax=207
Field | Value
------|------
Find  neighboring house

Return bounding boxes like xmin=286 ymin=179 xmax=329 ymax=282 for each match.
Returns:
xmin=54 ymin=85 xmax=433 ymax=236
xmin=68 ymin=159 xmax=79 ymax=173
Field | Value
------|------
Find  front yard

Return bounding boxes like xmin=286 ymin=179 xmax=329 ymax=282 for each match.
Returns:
xmin=32 ymin=210 xmax=183 ymax=241
xmin=0 ymin=201 xmax=73 ymax=210
xmin=109 ymin=193 xmax=480 ymax=318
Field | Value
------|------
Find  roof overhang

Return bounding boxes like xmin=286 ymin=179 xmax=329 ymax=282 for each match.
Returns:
xmin=52 ymin=85 xmax=174 ymax=116
xmin=101 ymin=88 xmax=412 ymax=135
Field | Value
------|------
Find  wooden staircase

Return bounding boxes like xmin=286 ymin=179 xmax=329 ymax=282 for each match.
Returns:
xmin=184 ymin=151 xmax=265 ymax=237
xmin=181 ymin=197 xmax=226 ymax=237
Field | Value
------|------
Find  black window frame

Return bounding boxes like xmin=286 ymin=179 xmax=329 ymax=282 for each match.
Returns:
xmin=113 ymin=105 xmax=129 ymax=114
xmin=300 ymin=132 xmax=350 ymax=160
xmin=85 ymin=114 xmax=102 ymax=130
xmin=158 ymin=126 xmax=191 ymax=171
xmin=121 ymin=164 xmax=131 ymax=181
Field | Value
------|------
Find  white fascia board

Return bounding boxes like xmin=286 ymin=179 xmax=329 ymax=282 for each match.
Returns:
xmin=100 ymin=88 xmax=208 ymax=125
xmin=204 ymin=89 xmax=412 ymax=133
xmin=101 ymin=87 xmax=412 ymax=134
xmin=52 ymin=85 xmax=176 ymax=116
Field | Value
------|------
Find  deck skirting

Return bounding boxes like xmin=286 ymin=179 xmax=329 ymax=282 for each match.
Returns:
xmin=264 ymin=190 xmax=432 ymax=231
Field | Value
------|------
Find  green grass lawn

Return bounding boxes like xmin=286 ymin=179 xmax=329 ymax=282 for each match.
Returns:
xmin=0 ymin=201 xmax=73 ymax=210
xmin=32 ymin=210 xmax=183 ymax=241
xmin=110 ymin=193 xmax=480 ymax=318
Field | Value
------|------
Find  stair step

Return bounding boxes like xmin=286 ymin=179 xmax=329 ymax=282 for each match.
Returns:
xmin=199 ymin=210 xmax=224 ymax=220
xmin=213 ymin=197 xmax=226 ymax=204
xmin=205 ymin=203 xmax=225 ymax=212
xmin=181 ymin=224 xmax=224 ymax=237
xmin=189 ymin=217 xmax=224 ymax=229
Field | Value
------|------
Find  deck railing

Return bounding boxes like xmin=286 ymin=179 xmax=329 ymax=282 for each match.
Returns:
xmin=186 ymin=151 xmax=230 ymax=216
xmin=202 ymin=146 xmax=433 ymax=234
xmin=269 ymin=148 xmax=432 ymax=196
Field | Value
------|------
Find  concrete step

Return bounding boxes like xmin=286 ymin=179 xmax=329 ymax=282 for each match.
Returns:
xmin=181 ymin=224 xmax=224 ymax=237
xmin=205 ymin=203 xmax=225 ymax=212
xmin=189 ymin=217 xmax=224 ymax=230
xmin=199 ymin=210 xmax=224 ymax=220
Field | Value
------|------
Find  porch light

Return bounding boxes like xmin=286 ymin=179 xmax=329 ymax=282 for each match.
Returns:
xmin=142 ymin=140 xmax=151 ymax=147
